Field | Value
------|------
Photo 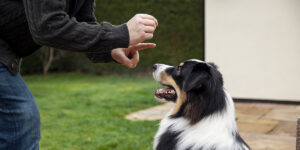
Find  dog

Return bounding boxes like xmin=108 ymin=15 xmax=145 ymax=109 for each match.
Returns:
xmin=152 ymin=59 xmax=250 ymax=150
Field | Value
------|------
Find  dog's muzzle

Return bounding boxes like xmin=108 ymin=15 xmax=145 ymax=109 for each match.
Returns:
xmin=152 ymin=64 xmax=172 ymax=82
xmin=152 ymin=64 xmax=177 ymax=102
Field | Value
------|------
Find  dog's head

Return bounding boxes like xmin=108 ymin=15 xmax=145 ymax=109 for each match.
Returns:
xmin=153 ymin=59 xmax=225 ymax=124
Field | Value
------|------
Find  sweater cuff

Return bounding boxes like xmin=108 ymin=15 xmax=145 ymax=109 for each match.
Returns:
xmin=110 ymin=23 xmax=130 ymax=49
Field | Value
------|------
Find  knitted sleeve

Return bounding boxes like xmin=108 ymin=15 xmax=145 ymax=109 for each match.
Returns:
xmin=22 ymin=0 xmax=129 ymax=53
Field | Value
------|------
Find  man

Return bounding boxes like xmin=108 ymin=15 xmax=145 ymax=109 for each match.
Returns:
xmin=0 ymin=0 xmax=158 ymax=149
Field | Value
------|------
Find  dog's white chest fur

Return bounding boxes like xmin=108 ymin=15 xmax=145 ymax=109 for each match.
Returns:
xmin=153 ymin=91 xmax=249 ymax=150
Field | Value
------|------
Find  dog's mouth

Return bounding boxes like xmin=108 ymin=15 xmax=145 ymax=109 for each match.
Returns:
xmin=154 ymin=84 xmax=177 ymax=102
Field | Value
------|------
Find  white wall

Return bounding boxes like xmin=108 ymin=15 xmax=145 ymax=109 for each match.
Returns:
xmin=205 ymin=0 xmax=300 ymax=101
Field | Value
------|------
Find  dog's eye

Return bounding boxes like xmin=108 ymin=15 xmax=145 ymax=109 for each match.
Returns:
xmin=175 ymin=66 xmax=181 ymax=76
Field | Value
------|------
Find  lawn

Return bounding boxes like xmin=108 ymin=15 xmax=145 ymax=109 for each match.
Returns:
xmin=24 ymin=74 xmax=162 ymax=150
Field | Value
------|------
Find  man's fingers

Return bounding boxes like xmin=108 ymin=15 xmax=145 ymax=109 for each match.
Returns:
xmin=144 ymin=26 xmax=155 ymax=33
xmin=129 ymin=51 xmax=139 ymax=68
xmin=131 ymin=43 xmax=156 ymax=52
xmin=120 ymin=51 xmax=139 ymax=68
xmin=111 ymin=48 xmax=140 ymax=69
xmin=117 ymin=53 xmax=132 ymax=67
xmin=142 ymin=20 xmax=156 ymax=27
xmin=128 ymin=14 xmax=158 ymax=46
xmin=118 ymin=42 xmax=156 ymax=68
xmin=139 ymin=14 xmax=158 ymax=26
xmin=144 ymin=33 xmax=153 ymax=40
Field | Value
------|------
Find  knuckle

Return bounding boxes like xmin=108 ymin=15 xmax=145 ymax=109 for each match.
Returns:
xmin=149 ymin=34 xmax=153 ymax=39
xmin=136 ymin=18 xmax=142 ymax=23
xmin=137 ymin=14 xmax=143 ymax=18
xmin=143 ymin=33 xmax=148 ymax=38
xmin=150 ymin=20 xmax=155 ymax=25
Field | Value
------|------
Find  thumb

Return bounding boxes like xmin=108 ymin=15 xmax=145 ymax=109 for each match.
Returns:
xmin=116 ymin=52 xmax=132 ymax=67
xmin=130 ymin=51 xmax=139 ymax=68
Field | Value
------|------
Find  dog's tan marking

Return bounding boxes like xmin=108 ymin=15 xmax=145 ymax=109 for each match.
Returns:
xmin=160 ymin=72 xmax=187 ymax=115
xmin=172 ymin=89 xmax=186 ymax=115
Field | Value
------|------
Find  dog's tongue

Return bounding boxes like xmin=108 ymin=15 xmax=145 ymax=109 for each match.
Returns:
xmin=155 ymin=88 xmax=175 ymax=95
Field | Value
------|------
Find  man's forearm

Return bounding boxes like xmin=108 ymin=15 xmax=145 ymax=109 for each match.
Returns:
xmin=22 ymin=0 xmax=129 ymax=52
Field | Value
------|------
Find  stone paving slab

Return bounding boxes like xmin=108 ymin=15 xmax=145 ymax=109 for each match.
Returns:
xmin=236 ymin=118 xmax=279 ymax=134
xmin=241 ymin=133 xmax=296 ymax=150
xmin=269 ymin=121 xmax=297 ymax=137
xmin=235 ymin=106 xmax=271 ymax=120
xmin=262 ymin=107 xmax=300 ymax=122
xmin=235 ymin=102 xmax=296 ymax=109
xmin=125 ymin=103 xmax=174 ymax=121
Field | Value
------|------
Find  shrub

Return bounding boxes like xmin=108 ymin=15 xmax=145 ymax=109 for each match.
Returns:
xmin=21 ymin=0 xmax=204 ymax=75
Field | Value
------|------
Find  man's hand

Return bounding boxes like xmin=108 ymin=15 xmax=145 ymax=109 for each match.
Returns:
xmin=127 ymin=14 xmax=158 ymax=46
xmin=111 ymin=43 xmax=156 ymax=68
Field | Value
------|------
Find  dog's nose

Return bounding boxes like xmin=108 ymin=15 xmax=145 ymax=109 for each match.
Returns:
xmin=153 ymin=64 xmax=158 ymax=71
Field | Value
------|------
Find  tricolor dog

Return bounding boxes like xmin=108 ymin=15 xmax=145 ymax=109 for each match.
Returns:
xmin=152 ymin=59 xmax=250 ymax=150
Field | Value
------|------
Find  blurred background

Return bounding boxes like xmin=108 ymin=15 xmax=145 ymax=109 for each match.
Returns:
xmin=21 ymin=0 xmax=204 ymax=75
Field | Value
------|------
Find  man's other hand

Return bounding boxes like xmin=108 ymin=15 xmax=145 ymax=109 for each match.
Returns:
xmin=127 ymin=14 xmax=158 ymax=46
xmin=111 ymin=43 xmax=156 ymax=68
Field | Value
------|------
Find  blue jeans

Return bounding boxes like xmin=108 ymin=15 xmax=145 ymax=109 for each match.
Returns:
xmin=0 ymin=64 xmax=40 ymax=150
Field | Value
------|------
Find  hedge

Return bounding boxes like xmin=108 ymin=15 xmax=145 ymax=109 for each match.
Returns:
xmin=21 ymin=0 xmax=204 ymax=75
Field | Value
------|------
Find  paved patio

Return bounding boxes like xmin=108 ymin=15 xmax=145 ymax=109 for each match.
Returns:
xmin=126 ymin=102 xmax=300 ymax=150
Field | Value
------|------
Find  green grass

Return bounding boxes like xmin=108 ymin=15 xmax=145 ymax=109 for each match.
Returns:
xmin=24 ymin=74 xmax=163 ymax=150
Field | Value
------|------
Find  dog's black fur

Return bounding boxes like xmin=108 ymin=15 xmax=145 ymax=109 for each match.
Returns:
xmin=153 ymin=60 xmax=250 ymax=150
xmin=165 ymin=61 xmax=226 ymax=124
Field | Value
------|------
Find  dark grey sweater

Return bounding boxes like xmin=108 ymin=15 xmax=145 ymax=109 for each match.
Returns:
xmin=0 ymin=0 xmax=129 ymax=75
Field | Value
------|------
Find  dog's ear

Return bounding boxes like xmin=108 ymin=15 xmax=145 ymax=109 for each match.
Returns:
xmin=183 ymin=63 xmax=210 ymax=92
